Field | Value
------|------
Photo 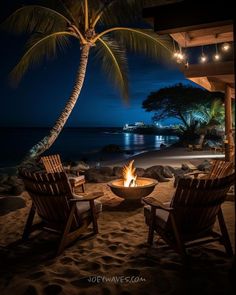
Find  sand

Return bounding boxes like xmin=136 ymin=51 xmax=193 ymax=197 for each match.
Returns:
xmin=0 ymin=179 xmax=235 ymax=295
xmin=108 ymin=147 xmax=225 ymax=168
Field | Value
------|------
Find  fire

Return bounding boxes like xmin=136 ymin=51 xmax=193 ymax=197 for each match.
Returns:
xmin=123 ymin=160 xmax=137 ymax=187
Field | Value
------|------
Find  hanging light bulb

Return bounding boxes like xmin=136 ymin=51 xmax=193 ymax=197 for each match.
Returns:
xmin=214 ymin=44 xmax=221 ymax=61
xmin=214 ymin=53 xmax=220 ymax=60
xmin=200 ymin=46 xmax=207 ymax=63
xmin=178 ymin=52 xmax=185 ymax=60
xmin=200 ymin=54 xmax=207 ymax=63
xmin=173 ymin=51 xmax=179 ymax=58
xmin=172 ymin=39 xmax=180 ymax=59
xmin=222 ymin=42 xmax=230 ymax=51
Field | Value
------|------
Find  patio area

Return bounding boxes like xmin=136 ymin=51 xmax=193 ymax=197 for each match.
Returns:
xmin=0 ymin=179 xmax=234 ymax=295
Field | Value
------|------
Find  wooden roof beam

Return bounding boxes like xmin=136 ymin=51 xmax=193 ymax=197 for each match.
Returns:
xmin=143 ymin=0 xmax=234 ymax=34
xmin=182 ymin=61 xmax=234 ymax=78
xmin=171 ymin=29 xmax=233 ymax=48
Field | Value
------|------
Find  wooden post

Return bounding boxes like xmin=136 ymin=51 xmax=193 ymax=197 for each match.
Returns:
xmin=224 ymin=84 xmax=234 ymax=161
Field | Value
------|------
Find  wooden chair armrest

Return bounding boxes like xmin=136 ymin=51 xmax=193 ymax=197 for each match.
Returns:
xmin=185 ymin=170 xmax=208 ymax=178
xmin=70 ymin=191 xmax=104 ymax=202
xmin=64 ymin=167 xmax=85 ymax=176
xmin=143 ymin=197 xmax=173 ymax=211
xmin=64 ymin=167 xmax=72 ymax=173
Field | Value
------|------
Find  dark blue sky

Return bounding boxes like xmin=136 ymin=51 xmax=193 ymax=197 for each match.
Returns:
xmin=0 ymin=1 xmax=192 ymax=128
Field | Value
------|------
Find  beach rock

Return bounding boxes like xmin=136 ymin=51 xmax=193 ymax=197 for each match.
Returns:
xmin=12 ymin=183 xmax=25 ymax=195
xmin=113 ymin=166 xmax=123 ymax=177
xmin=181 ymin=163 xmax=191 ymax=171
xmin=9 ymin=176 xmax=24 ymax=195
xmin=162 ymin=166 xmax=173 ymax=178
xmin=0 ymin=195 xmax=26 ymax=215
xmin=69 ymin=161 xmax=90 ymax=171
xmin=85 ymin=168 xmax=115 ymax=183
xmin=0 ymin=184 xmax=12 ymax=194
xmin=155 ymin=171 xmax=170 ymax=182
xmin=102 ymin=144 xmax=122 ymax=153
xmin=143 ymin=170 xmax=169 ymax=182
xmin=0 ymin=173 xmax=9 ymax=184
xmin=197 ymin=160 xmax=211 ymax=171
xmin=136 ymin=167 xmax=145 ymax=177
xmin=166 ymin=165 xmax=177 ymax=174
xmin=19 ymin=160 xmax=44 ymax=172
xmin=145 ymin=165 xmax=163 ymax=174
xmin=0 ymin=167 xmax=18 ymax=176
xmin=160 ymin=143 xmax=167 ymax=148
xmin=143 ymin=166 xmax=169 ymax=182
xmin=173 ymin=168 xmax=186 ymax=176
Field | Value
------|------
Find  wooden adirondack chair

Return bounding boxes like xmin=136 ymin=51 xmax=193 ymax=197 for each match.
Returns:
xmin=19 ymin=169 xmax=103 ymax=255
xmin=174 ymin=160 xmax=234 ymax=188
xmin=190 ymin=160 xmax=234 ymax=179
xmin=143 ymin=173 xmax=234 ymax=260
xmin=41 ymin=154 xmax=86 ymax=192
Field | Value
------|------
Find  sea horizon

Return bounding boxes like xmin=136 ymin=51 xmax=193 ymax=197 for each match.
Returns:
xmin=0 ymin=127 xmax=179 ymax=168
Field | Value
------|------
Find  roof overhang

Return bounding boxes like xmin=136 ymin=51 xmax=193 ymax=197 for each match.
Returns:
xmin=143 ymin=0 xmax=235 ymax=96
xmin=181 ymin=61 xmax=235 ymax=98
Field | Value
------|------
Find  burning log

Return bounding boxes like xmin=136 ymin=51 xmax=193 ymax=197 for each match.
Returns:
xmin=123 ymin=160 xmax=137 ymax=187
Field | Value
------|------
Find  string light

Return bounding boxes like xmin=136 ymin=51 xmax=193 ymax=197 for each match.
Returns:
xmin=222 ymin=42 xmax=230 ymax=51
xmin=172 ymin=38 xmax=179 ymax=58
xmin=172 ymin=39 xmax=231 ymax=65
xmin=200 ymin=46 xmax=207 ymax=63
xmin=214 ymin=44 xmax=221 ymax=61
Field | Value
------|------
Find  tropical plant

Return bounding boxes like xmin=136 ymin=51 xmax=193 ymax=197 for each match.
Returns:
xmin=3 ymin=0 xmax=171 ymax=160
xmin=143 ymin=83 xmax=224 ymax=129
xmin=197 ymin=99 xmax=225 ymax=129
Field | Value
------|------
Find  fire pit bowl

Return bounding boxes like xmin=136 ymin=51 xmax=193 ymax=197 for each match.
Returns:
xmin=107 ymin=177 xmax=158 ymax=200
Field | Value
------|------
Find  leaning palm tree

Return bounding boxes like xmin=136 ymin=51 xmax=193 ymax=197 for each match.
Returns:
xmin=3 ymin=0 xmax=171 ymax=160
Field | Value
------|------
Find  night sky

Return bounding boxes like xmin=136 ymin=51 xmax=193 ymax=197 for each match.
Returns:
xmin=0 ymin=1 xmax=191 ymax=128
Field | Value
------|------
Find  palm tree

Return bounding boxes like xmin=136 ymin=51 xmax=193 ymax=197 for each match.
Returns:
xmin=3 ymin=0 xmax=171 ymax=160
xmin=196 ymin=99 xmax=225 ymax=132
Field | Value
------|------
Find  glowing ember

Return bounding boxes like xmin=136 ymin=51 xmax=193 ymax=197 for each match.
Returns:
xmin=123 ymin=160 xmax=137 ymax=187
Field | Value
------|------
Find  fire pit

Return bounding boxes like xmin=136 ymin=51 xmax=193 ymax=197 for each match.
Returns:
xmin=108 ymin=161 xmax=157 ymax=201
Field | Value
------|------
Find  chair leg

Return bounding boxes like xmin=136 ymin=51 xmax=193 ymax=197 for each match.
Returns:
xmin=147 ymin=208 xmax=156 ymax=245
xmin=218 ymin=208 xmax=233 ymax=256
xmin=57 ymin=204 xmax=76 ymax=255
xmin=170 ymin=213 xmax=187 ymax=259
xmin=82 ymin=183 xmax=85 ymax=192
xmin=148 ymin=226 xmax=154 ymax=245
xmin=90 ymin=200 xmax=98 ymax=234
xmin=22 ymin=204 xmax=36 ymax=241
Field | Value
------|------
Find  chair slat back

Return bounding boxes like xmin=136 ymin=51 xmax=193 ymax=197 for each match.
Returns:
xmin=170 ymin=173 xmax=235 ymax=235
xmin=208 ymin=160 xmax=234 ymax=178
xmin=19 ymin=169 xmax=79 ymax=227
xmin=41 ymin=154 xmax=64 ymax=173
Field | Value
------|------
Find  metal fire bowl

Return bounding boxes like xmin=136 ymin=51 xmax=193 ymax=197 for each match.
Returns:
xmin=107 ymin=177 xmax=158 ymax=200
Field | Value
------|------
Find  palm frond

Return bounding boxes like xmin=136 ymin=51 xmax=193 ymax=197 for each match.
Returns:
xmin=10 ymin=31 xmax=74 ymax=86
xmin=94 ymin=36 xmax=129 ymax=102
xmin=97 ymin=0 xmax=143 ymax=27
xmin=58 ymin=0 xmax=84 ymax=29
xmin=2 ymin=5 xmax=70 ymax=35
xmin=106 ymin=28 xmax=172 ymax=60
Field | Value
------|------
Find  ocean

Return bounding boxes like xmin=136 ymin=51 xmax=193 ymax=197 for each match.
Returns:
xmin=0 ymin=127 xmax=179 ymax=167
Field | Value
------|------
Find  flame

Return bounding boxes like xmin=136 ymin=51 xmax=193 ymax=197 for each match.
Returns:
xmin=123 ymin=160 xmax=137 ymax=187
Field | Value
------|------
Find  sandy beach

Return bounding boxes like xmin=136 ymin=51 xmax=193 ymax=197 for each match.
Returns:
xmin=108 ymin=146 xmax=225 ymax=168
xmin=0 ymin=172 xmax=234 ymax=295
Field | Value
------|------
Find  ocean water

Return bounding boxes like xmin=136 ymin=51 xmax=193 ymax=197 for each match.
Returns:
xmin=0 ymin=127 xmax=179 ymax=167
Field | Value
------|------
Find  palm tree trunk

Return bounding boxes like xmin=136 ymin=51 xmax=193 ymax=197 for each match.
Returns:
xmin=24 ymin=44 xmax=91 ymax=161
